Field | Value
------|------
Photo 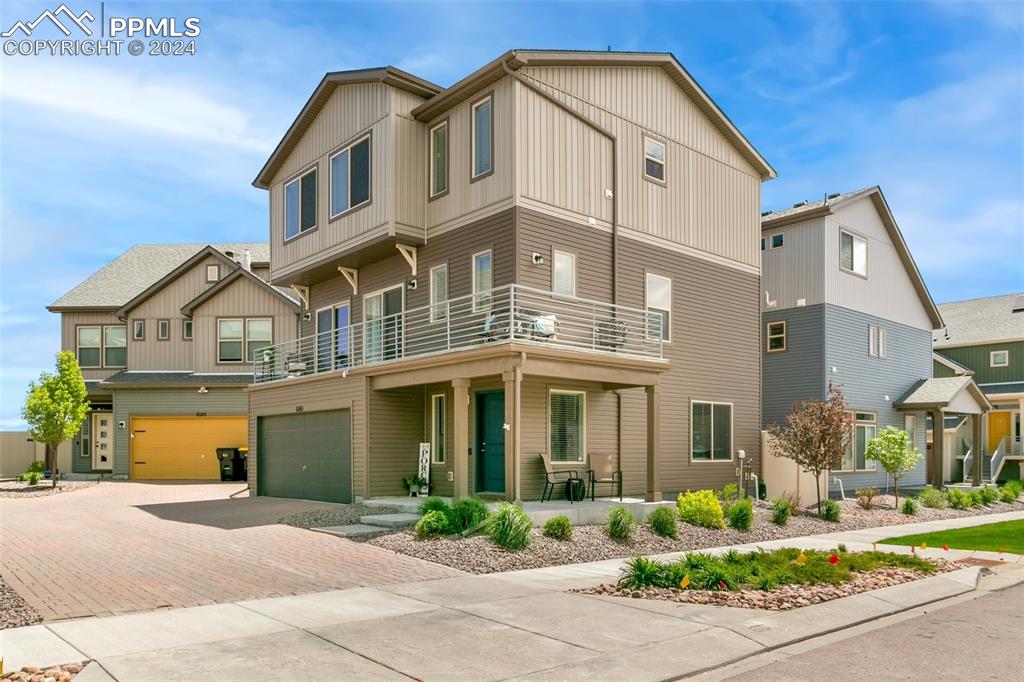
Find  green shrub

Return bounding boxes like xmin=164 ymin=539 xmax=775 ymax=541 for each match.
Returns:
xmin=605 ymin=506 xmax=636 ymax=541
xmin=978 ymin=486 xmax=999 ymax=506
xmin=449 ymin=498 xmax=490 ymax=533
xmin=647 ymin=506 xmax=678 ymax=539
xmin=415 ymin=510 xmax=449 ymax=539
xmin=22 ymin=471 xmax=42 ymax=485
xmin=855 ymin=487 xmax=878 ymax=510
xmin=946 ymin=488 xmax=972 ymax=510
xmin=677 ymin=490 xmax=725 ymax=529
xmin=837 ymin=543 xmax=848 ymax=553
xmin=917 ymin=486 xmax=947 ymax=509
xmin=820 ymin=499 xmax=841 ymax=522
xmin=725 ymin=499 xmax=753 ymax=531
xmin=619 ymin=555 xmax=665 ymax=590
xmin=999 ymin=485 xmax=1020 ymax=504
xmin=488 ymin=503 xmax=532 ymax=550
xmin=719 ymin=483 xmax=740 ymax=504
xmin=542 ymin=515 xmax=572 ymax=540
xmin=26 ymin=460 xmax=45 ymax=473
xmin=1003 ymin=479 xmax=1022 ymax=499
xmin=901 ymin=498 xmax=918 ymax=516
xmin=770 ymin=498 xmax=791 ymax=526
xmin=419 ymin=496 xmax=450 ymax=517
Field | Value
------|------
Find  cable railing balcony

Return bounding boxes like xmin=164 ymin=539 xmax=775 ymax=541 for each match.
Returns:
xmin=253 ymin=284 xmax=664 ymax=384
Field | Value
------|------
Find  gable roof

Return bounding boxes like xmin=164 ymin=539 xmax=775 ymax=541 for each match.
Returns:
xmin=49 ymin=243 xmax=269 ymax=310
xmin=253 ymin=67 xmax=442 ymax=189
xmin=180 ymin=266 xmax=300 ymax=316
xmin=115 ymin=245 xmax=241 ymax=317
xmin=933 ymin=352 xmax=974 ymax=376
xmin=409 ymin=49 xmax=776 ymax=180
xmin=933 ymin=292 xmax=1024 ymax=348
xmin=894 ymin=375 xmax=991 ymax=412
xmin=761 ymin=186 xmax=943 ymax=329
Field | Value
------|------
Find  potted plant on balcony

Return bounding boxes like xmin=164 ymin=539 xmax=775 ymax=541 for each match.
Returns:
xmin=403 ymin=474 xmax=429 ymax=497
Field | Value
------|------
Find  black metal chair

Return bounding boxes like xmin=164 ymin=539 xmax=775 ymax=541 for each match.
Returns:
xmin=587 ymin=452 xmax=623 ymax=501
xmin=539 ymin=452 xmax=580 ymax=502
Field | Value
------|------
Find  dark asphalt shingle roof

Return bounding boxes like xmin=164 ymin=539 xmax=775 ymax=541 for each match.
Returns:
xmin=979 ymin=382 xmax=1024 ymax=396
xmin=760 ymin=187 xmax=874 ymax=223
xmin=934 ymin=293 xmax=1024 ymax=347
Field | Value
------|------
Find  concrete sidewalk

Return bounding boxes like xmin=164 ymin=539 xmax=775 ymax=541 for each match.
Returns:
xmin=4 ymin=510 xmax=1023 ymax=681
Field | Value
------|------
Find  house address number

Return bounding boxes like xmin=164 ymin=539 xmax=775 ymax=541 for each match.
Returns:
xmin=295 ymin=405 xmax=304 ymax=413
xmin=195 ymin=412 xmax=207 ymax=417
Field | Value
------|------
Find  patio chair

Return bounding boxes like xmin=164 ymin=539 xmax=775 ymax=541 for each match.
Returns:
xmin=539 ymin=452 xmax=580 ymax=503
xmin=587 ymin=452 xmax=622 ymax=501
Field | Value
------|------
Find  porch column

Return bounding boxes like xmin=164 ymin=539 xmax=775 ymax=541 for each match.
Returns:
xmin=645 ymin=384 xmax=662 ymax=502
xmin=930 ymin=408 xmax=944 ymax=489
xmin=971 ymin=413 xmax=983 ymax=486
xmin=452 ymin=378 xmax=471 ymax=499
xmin=503 ymin=366 xmax=522 ymax=504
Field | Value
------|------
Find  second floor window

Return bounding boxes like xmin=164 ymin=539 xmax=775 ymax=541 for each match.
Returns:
xmin=103 ymin=326 xmax=127 ymax=367
xmin=218 ymin=319 xmax=244 ymax=363
xmin=132 ymin=320 xmax=144 ymax=340
xmin=183 ymin=320 xmax=193 ymax=341
xmin=552 ymin=251 xmax=576 ymax=297
xmin=645 ymin=272 xmax=671 ymax=341
xmin=285 ymin=167 xmax=317 ymax=239
xmin=430 ymin=121 xmax=449 ymax=197
xmin=840 ymin=230 xmax=867 ymax=276
xmin=330 ymin=136 xmax=371 ymax=218
xmin=643 ymin=136 xmax=666 ymax=182
xmin=246 ymin=319 xmax=272 ymax=362
xmin=157 ymin=319 xmax=170 ymax=341
xmin=771 ymin=234 xmax=784 ymax=248
xmin=991 ymin=350 xmax=1009 ymax=367
xmin=472 ymin=95 xmax=493 ymax=178
xmin=472 ymin=250 xmax=493 ymax=311
xmin=868 ymin=324 xmax=887 ymax=358
xmin=78 ymin=326 xmax=126 ymax=368
xmin=430 ymin=263 xmax=449 ymax=322
xmin=766 ymin=321 xmax=786 ymax=352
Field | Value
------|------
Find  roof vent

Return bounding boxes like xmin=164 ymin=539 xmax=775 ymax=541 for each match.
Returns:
xmin=760 ymin=209 xmax=772 ymax=217
xmin=792 ymin=200 xmax=808 ymax=208
xmin=1013 ymin=294 xmax=1024 ymax=313
xmin=827 ymin=192 xmax=841 ymax=199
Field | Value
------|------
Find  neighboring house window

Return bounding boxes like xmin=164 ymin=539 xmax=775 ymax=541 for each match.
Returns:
xmin=103 ymin=326 xmax=127 ymax=367
xmin=218 ymin=319 xmax=244 ymax=362
xmin=132 ymin=320 xmax=144 ymax=340
xmin=760 ymin=237 xmax=766 ymax=251
xmin=77 ymin=327 xmax=101 ymax=368
xmin=431 ymin=394 xmax=446 ymax=464
xmin=157 ymin=319 xmax=170 ymax=341
xmin=645 ymin=273 xmax=671 ymax=341
xmin=904 ymin=415 xmax=916 ymax=439
xmin=471 ymin=95 xmax=493 ymax=178
xmin=182 ymin=320 xmax=193 ymax=341
xmin=550 ymin=390 xmax=585 ymax=462
xmin=246 ymin=319 xmax=272 ymax=362
xmin=841 ymin=412 xmax=877 ymax=471
xmin=472 ymin=249 xmax=493 ymax=311
xmin=868 ymin=325 xmax=887 ymax=358
xmin=206 ymin=264 xmax=219 ymax=282
xmin=429 ymin=120 xmax=449 ymax=197
xmin=771 ymin=234 xmax=784 ymax=249
xmin=990 ymin=350 xmax=1009 ymax=367
xmin=285 ymin=167 xmax=317 ymax=239
xmin=430 ymin=263 xmax=449 ymax=322
xmin=840 ymin=230 xmax=867 ymax=276
xmin=552 ymin=251 xmax=576 ymax=297
xmin=692 ymin=401 xmax=732 ymax=461
xmin=330 ymin=135 xmax=371 ymax=218
xmin=766 ymin=321 xmax=786 ymax=352
xmin=643 ymin=136 xmax=666 ymax=182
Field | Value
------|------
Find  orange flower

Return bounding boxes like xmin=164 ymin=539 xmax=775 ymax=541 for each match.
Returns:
xmin=795 ymin=551 xmax=807 ymax=566
xmin=943 ymin=544 xmax=949 ymax=551
xmin=679 ymin=575 xmax=690 ymax=589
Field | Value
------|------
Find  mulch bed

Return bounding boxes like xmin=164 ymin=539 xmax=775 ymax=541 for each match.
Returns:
xmin=0 ymin=481 xmax=96 ymax=499
xmin=576 ymin=560 xmax=964 ymax=610
xmin=1 ymin=576 xmax=42 ymax=629
xmin=278 ymin=502 xmax=402 ymax=529
xmin=368 ymin=498 xmax=1021 ymax=574
xmin=2 ymin=662 xmax=88 ymax=681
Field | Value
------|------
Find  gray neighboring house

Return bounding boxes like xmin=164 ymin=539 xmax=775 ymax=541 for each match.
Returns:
xmin=47 ymin=243 xmax=300 ymax=480
xmin=760 ymin=186 xmax=950 ymax=495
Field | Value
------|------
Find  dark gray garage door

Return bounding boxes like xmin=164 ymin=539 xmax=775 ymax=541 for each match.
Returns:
xmin=257 ymin=410 xmax=352 ymax=503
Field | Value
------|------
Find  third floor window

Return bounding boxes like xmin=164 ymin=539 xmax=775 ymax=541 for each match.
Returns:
xmin=285 ymin=167 xmax=317 ymax=239
xmin=430 ymin=121 xmax=449 ymax=197
xmin=330 ymin=135 xmax=371 ymax=218
xmin=840 ymin=229 xmax=867 ymax=277
xmin=472 ymin=95 xmax=493 ymax=178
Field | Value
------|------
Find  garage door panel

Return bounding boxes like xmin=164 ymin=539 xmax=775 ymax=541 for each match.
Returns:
xmin=132 ymin=417 xmax=247 ymax=480
xmin=257 ymin=409 xmax=351 ymax=503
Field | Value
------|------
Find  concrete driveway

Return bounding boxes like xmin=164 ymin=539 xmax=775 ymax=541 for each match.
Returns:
xmin=0 ymin=482 xmax=459 ymax=622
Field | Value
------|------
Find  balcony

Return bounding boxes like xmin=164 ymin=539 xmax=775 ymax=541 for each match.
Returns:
xmin=253 ymin=284 xmax=664 ymax=384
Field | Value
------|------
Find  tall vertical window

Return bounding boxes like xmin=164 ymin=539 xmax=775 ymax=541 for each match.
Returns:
xmin=246 ymin=319 xmax=272 ymax=362
xmin=552 ymin=251 xmax=576 ymax=297
xmin=766 ymin=321 xmax=786 ymax=352
xmin=643 ymin=136 xmax=665 ymax=182
xmin=841 ymin=412 xmax=877 ymax=471
xmin=645 ymin=273 xmax=671 ymax=341
xmin=429 ymin=120 xmax=449 ymax=197
xmin=840 ymin=230 xmax=867 ymax=276
xmin=691 ymin=401 xmax=733 ymax=461
xmin=182 ymin=320 xmax=193 ymax=341
xmin=904 ymin=415 xmax=916 ymax=440
xmin=471 ymin=95 xmax=493 ymax=178
xmin=472 ymin=250 xmax=493 ymax=311
xmin=431 ymin=394 xmax=446 ymax=464
xmin=77 ymin=327 xmax=101 ymax=368
xmin=132 ymin=320 xmax=144 ymax=340
xmin=330 ymin=136 xmax=371 ymax=218
xmin=869 ymin=325 xmax=887 ymax=358
xmin=550 ymin=390 xmax=585 ymax=462
xmin=430 ymin=263 xmax=449 ymax=322
xmin=218 ymin=319 xmax=244 ymax=362
xmin=103 ymin=326 xmax=127 ymax=367
xmin=157 ymin=319 xmax=170 ymax=341
xmin=285 ymin=167 xmax=317 ymax=239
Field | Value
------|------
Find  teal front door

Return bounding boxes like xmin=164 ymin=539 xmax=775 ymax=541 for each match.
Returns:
xmin=476 ymin=391 xmax=505 ymax=493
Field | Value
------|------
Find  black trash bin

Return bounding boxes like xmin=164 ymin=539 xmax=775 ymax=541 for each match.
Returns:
xmin=234 ymin=447 xmax=248 ymax=482
xmin=564 ymin=477 xmax=585 ymax=502
xmin=216 ymin=447 xmax=239 ymax=482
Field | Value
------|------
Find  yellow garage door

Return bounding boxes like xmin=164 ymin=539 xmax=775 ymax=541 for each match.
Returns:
xmin=131 ymin=416 xmax=247 ymax=480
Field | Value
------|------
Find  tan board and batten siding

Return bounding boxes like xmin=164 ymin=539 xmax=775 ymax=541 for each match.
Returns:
xmin=61 ymin=311 xmax=124 ymax=382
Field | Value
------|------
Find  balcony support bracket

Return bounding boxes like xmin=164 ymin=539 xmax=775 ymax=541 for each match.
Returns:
xmin=338 ymin=266 xmax=358 ymax=295
xmin=290 ymin=285 xmax=309 ymax=309
xmin=396 ymin=244 xmax=418 ymax=277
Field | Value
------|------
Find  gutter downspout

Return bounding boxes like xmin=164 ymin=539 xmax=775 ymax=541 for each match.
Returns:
xmin=501 ymin=59 xmax=620 ymax=305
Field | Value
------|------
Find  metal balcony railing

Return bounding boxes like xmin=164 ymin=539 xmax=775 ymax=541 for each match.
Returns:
xmin=252 ymin=284 xmax=664 ymax=384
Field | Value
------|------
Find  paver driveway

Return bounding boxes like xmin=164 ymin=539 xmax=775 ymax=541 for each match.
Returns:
xmin=0 ymin=482 xmax=459 ymax=622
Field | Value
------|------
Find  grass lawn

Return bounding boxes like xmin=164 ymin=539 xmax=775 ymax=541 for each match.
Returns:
xmin=879 ymin=520 xmax=1024 ymax=555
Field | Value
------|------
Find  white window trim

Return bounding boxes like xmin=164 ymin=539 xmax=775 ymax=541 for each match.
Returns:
xmin=990 ymin=350 xmax=1009 ymax=367
xmin=429 ymin=263 xmax=449 ymax=323
xmin=645 ymin=272 xmax=672 ymax=343
xmin=102 ymin=325 xmax=127 ymax=369
xmin=840 ymin=228 xmax=868 ymax=277
xmin=206 ymin=264 xmax=219 ymax=282
xmin=362 ymin=284 xmax=405 ymax=358
xmin=471 ymin=95 xmax=493 ymax=179
xmin=643 ymin=135 xmax=666 ymax=183
xmin=429 ymin=120 xmax=449 ymax=197
xmin=328 ymin=134 xmax=371 ymax=220
xmin=182 ymin=319 xmax=193 ymax=341
xmin=869 ymin=324 xmax=879 ymax=357
xmin=218 ymin=318 xmax=244 ymax=364
xmin=431 ymin=393 xmax=446 ymax=464
xmin=690 ymin=400 xmax=734 ymax=463
xmin=766 ymin=320 xmax=786 ymax=353
xmin=552 ymin=250 xmax=577 ymax=297
xmin=284 ymin=166 xmax=317 ymax=240
xmin=132 ymin=319 xmax=144 ymax=341
xmin=549 ymin=389 xmax=586 ymax=464
xmin=837 ymin=411 xmax=878 ymax=472
xmin=314 ymin=301 xmax=351 ymax=371
xmin=770 ymin=233 xmax=784 ymax=249
xmin=245 ymin=318 xmax=274 ymax=363
xmin=157 ymin=319 xmax=170 ymax=341
xmin=471 ymin=249 xmax=493 ymax=312
xmin=76 ymin=326 xmax=102 ymax=369
xmin=878 ymin=327 xmax=887 ymax=358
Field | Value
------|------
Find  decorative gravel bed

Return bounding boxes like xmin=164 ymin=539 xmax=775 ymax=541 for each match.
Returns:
xmin=0 ymin=481 xmax=97 ymax=499
xmin=578 ymin=560 xmax=963 ymax=611
xmin=278 ymin=502 xmax=402 ymax=529
xmin=1 ymin=576 xmax=42 ymax=629
xmin=368 ymin=498 xmax=1021 ymax=574
xmin=2 ymin=661 xmax=88 ymax=681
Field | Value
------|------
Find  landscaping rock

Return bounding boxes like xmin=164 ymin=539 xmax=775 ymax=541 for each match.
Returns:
xmin=0 ymin=481 xmax=96 ymax=499
xmin=278 ymin=503 xmax=401 ymax=529
xmin=0 ymin=576 xmax=41 ymax=629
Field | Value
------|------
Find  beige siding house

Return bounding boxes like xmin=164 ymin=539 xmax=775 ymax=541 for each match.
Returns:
xmin=48 ymin=244 xmax=300 ymax=480
xmin=248 ymin=50 xmax=776 ymax=504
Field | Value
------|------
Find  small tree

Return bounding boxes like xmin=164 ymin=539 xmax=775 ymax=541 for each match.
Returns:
xmin=767 ymin=383 xmax=852 ymax=513
xmin=865 ymin=425 xmax=922 ymax=507
xmin=21 ymin=352 xmax=89 ymax=487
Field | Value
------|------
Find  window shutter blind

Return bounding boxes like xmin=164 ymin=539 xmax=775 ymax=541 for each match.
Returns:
xmin=549 ymin=393 xmax=582 ymax=462
xmin=431 ymin=265 xmax=448 ymax=321
xmin=553 ymin=253 xmax=574 ymax=296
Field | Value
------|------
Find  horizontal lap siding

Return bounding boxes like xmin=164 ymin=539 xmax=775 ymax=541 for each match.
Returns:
xmin=367 ymin=386 xmax=425 ymax=497
xmin=517 ymin=208 xmax=613 ymax=301
xmin=422 ymin=382 xmax=453 ymax=497
xmin=762 ymin=305 xmax=826 ymax=426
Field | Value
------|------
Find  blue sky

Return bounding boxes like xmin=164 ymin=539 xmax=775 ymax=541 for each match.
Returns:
xmin=1 ymin=0 xmax=1022 ymax=426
